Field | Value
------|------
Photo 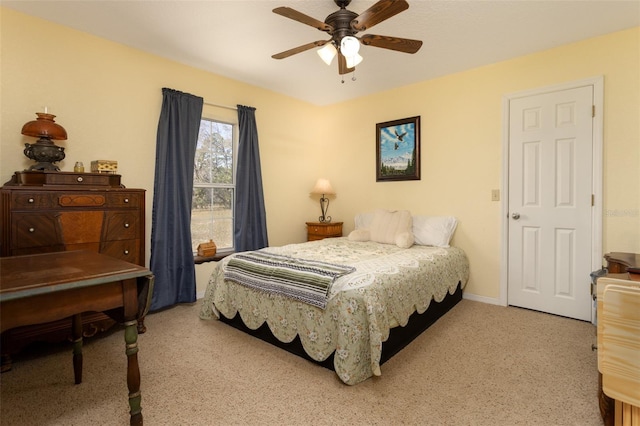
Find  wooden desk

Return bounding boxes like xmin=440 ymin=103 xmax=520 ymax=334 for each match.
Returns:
xmin=0 ymin=250 xmax=153 ymax=426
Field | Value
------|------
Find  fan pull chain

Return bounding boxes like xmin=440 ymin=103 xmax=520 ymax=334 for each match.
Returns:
xmin=340 ymin=69 xmax=357 ymax=84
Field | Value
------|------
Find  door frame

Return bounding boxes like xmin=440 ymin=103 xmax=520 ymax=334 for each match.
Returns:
xmin=499 ymin=76 xmax=604 ymax=322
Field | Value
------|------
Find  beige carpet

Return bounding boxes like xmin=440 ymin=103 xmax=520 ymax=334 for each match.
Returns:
xmin=0 ymin=299 xmax=602 ymax=426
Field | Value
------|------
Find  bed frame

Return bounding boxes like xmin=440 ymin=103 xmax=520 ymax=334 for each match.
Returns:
xmin=219 ymin=282 xmax=463 ymax=371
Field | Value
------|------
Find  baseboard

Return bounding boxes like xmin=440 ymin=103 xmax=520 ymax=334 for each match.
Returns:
xmin=463 ymin=291 xmax=504 ymax=306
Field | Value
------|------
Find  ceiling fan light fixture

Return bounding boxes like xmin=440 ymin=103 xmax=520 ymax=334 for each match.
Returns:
xmin=340 ymin=35 xmax=360 ymax=57
xmin=317 ymin=43 xmax=337 ymax=65
xmin=272 ymin=0 xmax=423 ymax=77
xmin=345 ymin=53 xmax=363 ymax=68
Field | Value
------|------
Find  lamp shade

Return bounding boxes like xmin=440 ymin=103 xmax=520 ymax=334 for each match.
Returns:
xmin=311 ymin=178 xmax=335 ymax=196
xmin=21 ymin=113 xmax=67 ymax=140
xmin=340 ymin=36 xmax=360 ymax=57
xmin=317 ymin=43 xmax=337 ymax=65
xmin=346 ymin=53 xmax=363 ymax=69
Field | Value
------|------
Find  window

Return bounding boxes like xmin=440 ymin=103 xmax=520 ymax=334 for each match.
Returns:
xmin=191 ymin=118 xmax=236 ymax=254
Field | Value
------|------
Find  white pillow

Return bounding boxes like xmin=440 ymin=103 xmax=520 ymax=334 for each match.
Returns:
xmin=395 ymin=231 xmax=414 ymax=249
xmin=369 ymin=209 xmax=413 ymax=247
xmin=412 ymin=216 xmax=458 ymax=247
xmin=354 ymin=212 xmax=375 ymax=230
xmin=348 ymin=229 xmax=370 ymax=242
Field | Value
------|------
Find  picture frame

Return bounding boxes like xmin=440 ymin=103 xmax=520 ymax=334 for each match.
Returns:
xmin=376 ymin=116 xmax=421 ymax=182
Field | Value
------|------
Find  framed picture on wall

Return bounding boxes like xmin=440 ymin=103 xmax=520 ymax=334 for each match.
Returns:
xmin=376 ymin=116 xmax=421 ymax=182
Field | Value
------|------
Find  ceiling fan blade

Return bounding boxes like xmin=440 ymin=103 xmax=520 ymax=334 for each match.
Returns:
xmin=273 ymin=7 xmax=332 ymax=32
xmin=338 ymin=52 xmax=355 ymax=75
xmin=272 ymin=40 xmax=330 ymax=59
xmin=360 ymin=34 xmax=422 ymax=54
xmin=351 ymin=0 xmax=409 ymax=32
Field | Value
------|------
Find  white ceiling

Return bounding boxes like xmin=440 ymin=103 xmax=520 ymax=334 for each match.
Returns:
xmin=3 ymin=0 xmax=639 ymax=106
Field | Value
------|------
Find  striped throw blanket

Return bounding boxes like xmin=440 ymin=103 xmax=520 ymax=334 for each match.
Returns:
xmin=223 ymin=251 xmax=355 ymax=309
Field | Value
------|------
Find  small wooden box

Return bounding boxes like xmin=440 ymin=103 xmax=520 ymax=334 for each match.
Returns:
xmin=197 ymin=240 xmax=217 ymax=257
xmin=91 ymin=160 xmax=118 ymax=174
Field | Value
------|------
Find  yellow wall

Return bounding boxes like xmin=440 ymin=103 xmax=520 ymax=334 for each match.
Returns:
xmin=322 ymin=27 xmax=640 ymax=299
xmin=1 ymin=8 xmax=638 ymax=301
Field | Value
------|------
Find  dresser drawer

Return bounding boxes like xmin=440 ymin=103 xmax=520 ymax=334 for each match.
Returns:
xmin=100 ymin=239 xmax=140 ymax=264
xmin=106 ymin=192 xmax=141 ymax=208
xmin=12 ymin=213 xmax=62 ymax=248
xmin=6 ymin=170 xmax=122 ymax=187
xmin=103 ymin=211 xmax=139 ymax=240
xmin=57 ymin=193 xmax=106 ymax=208
xmin=46 ymin=173 xmax=115 ymax=186
xmin=11 ymin=192 xmax=56 ymax=209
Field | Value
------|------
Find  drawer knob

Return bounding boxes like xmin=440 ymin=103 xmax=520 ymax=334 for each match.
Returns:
xmin=29 ymin=227 xmax=35 ymax=233
xmin=123 ymin=250 xmax=130 ymax=255
xmin=77 ymin=176 xmax=84 ymax=182
xmin=28 ymin=198 xmax=34 ymax=203
xmin=124 ymin=198 xmax=129 ymax=203
xmin=124 ymin=223 xmax=130 ymax=228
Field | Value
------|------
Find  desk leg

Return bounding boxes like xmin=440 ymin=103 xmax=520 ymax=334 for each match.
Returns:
xmin=124 ymin=320 xmax=143 ymax=426
xmin=72 ymin=314 xmax=83 ymax=384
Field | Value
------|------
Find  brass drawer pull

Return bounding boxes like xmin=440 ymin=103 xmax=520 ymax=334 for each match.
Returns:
xmin=28 ymin=198 xmax=34 ymax=203
xmin=123 ymin=250 xmax=130 ymax=255
xmin=124 ymin=223 xmax=130 ymax=228
xmin=124 ymin=198 xmax=129 ymax=203
xmin=29 ymin=227 xmax=35 ymax=233
xmin=77 ymin=176 xmax=83 ymax=182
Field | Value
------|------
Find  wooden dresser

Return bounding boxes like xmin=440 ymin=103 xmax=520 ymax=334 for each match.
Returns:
xmin=0 ymin=170 xmax=145 ymax=370
xmin=306 ymin=221 xmax=343 ymax=241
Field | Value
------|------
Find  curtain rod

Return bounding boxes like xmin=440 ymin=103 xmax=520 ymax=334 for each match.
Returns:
xmin=204 ymin=101 xmax=237 ymax=111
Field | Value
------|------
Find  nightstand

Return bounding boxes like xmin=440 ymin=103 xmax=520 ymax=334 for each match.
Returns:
xmin=306 ymin=222 xmax=343 ymax=241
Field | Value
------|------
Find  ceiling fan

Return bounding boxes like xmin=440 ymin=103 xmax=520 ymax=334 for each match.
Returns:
xmin=271 ymin=0 xmax=423 ymax=75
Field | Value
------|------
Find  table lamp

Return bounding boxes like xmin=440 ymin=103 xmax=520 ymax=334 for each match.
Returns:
xmin=21 ymin=111 xmax=67 ymax=171
xmin=311 ymin=178 xmax=336 ymax=223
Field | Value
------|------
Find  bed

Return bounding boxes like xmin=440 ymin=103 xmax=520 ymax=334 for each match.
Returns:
xmin=199 ymin=210 xmax=470 ymax=385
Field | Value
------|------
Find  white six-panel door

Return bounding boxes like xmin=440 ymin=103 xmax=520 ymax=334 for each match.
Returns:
xmin=507 ymin=85 xmax=594 ymax=321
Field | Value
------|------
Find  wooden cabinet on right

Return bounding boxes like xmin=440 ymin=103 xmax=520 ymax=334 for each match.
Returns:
xmin=596 ymin=252 xmax=640 ymax=426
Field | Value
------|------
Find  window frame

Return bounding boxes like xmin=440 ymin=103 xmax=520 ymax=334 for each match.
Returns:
xmin=191 ymin=117 xmax=238 ymax=256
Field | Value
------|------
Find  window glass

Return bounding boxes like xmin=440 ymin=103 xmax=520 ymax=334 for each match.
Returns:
xmin=192 ymin=119 xmax=235 ymax=253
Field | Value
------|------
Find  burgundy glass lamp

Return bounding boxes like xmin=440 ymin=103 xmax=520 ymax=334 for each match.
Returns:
xmin=21 ymin=112 xmax=67 ymax=171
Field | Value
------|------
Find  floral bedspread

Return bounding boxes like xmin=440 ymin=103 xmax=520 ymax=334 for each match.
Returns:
xmin=199 ymin=238 xmax=470 ymax=385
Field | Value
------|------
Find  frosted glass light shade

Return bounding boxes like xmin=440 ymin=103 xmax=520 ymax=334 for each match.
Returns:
xmin=317 ymin=43 xmax=337 ymax=65
xmin=346 ymin=53 xmax=363 ymax=68
xmin=340 ymin=36 xmax=360 ymax=57
xmin=311 ymin=178 xmax=335 ymax=196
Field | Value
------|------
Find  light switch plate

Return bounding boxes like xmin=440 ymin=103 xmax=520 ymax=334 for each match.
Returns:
xmin=491 ymin=189 xmax=500 ymax=201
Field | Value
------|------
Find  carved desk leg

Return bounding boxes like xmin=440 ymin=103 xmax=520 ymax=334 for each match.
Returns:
xmin=124 ymin=319 xmax=143 ymax=426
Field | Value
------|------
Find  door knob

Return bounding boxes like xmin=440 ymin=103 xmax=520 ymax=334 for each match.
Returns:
xmin=511 ymin=213 xmax=521 ymax=220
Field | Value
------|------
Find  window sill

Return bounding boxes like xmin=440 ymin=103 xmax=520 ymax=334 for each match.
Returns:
xmin=194 ymin=250 xmax=235 ymax=264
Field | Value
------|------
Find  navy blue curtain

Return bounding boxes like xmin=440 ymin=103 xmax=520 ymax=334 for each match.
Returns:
xmin=235 ymin=105 xmax=268 ymax=251
xmin=149 ymin=88 xmax=203 ymax=311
